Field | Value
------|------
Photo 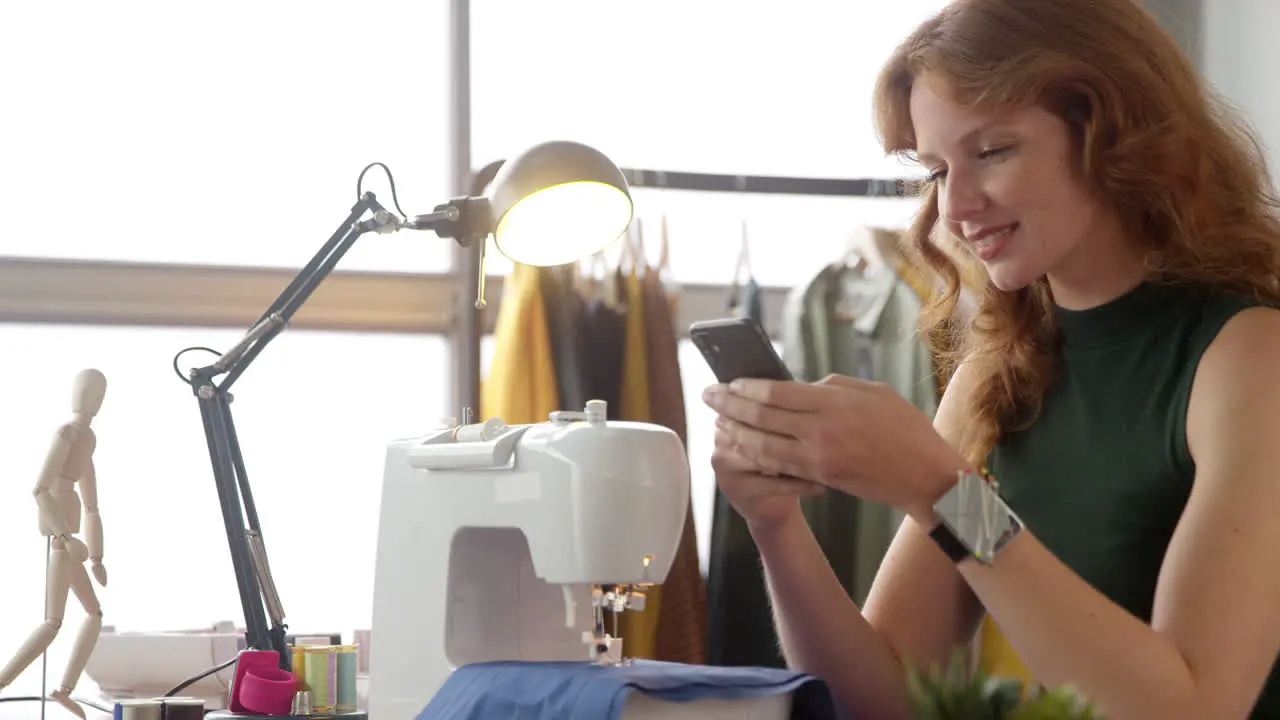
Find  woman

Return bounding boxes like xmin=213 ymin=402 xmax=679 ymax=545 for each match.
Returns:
xmin=702 ymin=1 xmax=1280 ymax=718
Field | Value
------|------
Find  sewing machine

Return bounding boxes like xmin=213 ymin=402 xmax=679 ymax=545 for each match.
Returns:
xmin=370 ymin=400 xmax=800 ymax=718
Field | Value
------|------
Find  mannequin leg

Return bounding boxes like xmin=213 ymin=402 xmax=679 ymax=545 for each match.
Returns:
xmin=0 ymin=543 xmax=72 ymax=691
xmin=49 ymin=561 xmax=101 ymax=720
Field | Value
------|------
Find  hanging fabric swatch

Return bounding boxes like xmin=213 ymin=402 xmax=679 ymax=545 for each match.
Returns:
xmin=892 ymin=254 xmax=953 ymax=399
xmin=583 ymin=270 xmax=628 ymax=411
xmin=781 ymin=229 xmax=938 ymax=607
xmin=618 ymin=268 xmax=653 ymax=423
xmin=480 ymin=263 xmax=560 ymax=426
xmin=540 ymin=264 xmax=591 ymax=412
xmin=614 ymin=262 xmax=661 ymax=660
xmin=726 ymin=222 xmax=763 ymax=321
xmin=641 ymin=256 xmax=708 ymax=666
xmin=705 ymin=243 xmax=787 ymax=668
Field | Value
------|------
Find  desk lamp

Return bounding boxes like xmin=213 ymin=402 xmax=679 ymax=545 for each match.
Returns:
xmin=173 ymin=140 xmax=634 ymax=676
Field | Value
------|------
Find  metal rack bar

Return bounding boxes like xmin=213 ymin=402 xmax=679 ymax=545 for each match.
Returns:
xmin=453 ymin=159 xmax=920 ymax=411
xmin=469 ymin=159 xmax=920 ymax=199
xmin=620 ymin=168 xmax=917 ymax=197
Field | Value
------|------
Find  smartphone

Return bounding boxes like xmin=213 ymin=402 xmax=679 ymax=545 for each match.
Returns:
xmin=689 ymin=316 xmax=793 ymax=384
xmin=691 ymin=316 xmax=805 ymax=481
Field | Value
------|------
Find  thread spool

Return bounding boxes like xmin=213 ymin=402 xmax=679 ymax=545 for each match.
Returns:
xmin=113 ymin=697 xmax=205 ymax=720
xmin=114 ymin=699 xmax=163 ymax=720
xmin=291 ymin=644 xmax=307 ymax=690
xmin=453 ymin=417 xmax=507 ymax=442
xmin=162 ymin=697 xmax=205 ymax=720
xmin=304 ymin=645 xmax=337 ymax=711
xmin=294 ymin=635 xmax=335 ymax=646
xmin=336 ymin=644 xmax=358 ymax=712
xmin=353 ymin=629 xmax=372 ymax=674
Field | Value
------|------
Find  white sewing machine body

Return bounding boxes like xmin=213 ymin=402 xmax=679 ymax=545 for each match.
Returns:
xmin=368 ymin=401 xmax=693 ymax=718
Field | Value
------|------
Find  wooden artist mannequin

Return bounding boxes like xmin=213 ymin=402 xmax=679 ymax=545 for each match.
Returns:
xmin=0 ymin=368 xmax=108 ymax=719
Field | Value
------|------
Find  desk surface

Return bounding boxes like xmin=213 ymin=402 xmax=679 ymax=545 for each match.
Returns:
xmin=0 ymin=699 xmax=112 ymax=720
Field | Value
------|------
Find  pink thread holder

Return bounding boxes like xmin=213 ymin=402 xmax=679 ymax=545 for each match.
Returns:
xmin=229 ymin=649 xmax=297 ymax=715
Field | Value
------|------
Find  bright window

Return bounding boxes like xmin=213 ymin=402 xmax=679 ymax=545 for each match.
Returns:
xmin=0 ymin=324 xmax=447 ymax=697
xmin=0 ymin=2 xmax=452 ymax=273
xmin=472 ymin=1 xmax=948 ymax=284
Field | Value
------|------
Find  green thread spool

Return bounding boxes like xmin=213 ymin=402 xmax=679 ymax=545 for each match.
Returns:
xmin=336 ymin=644 xmax=359 ymax=712
xmin=303 ymin=646 xmax=337 ymax=711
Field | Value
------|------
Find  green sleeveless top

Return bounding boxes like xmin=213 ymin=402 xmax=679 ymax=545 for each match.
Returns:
xmin=986 ymin=281 xmax=1280 ymax=718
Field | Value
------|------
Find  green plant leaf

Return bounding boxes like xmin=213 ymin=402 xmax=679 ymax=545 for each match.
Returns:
xmin=905 ymin=646 xmax=1103 ymax=720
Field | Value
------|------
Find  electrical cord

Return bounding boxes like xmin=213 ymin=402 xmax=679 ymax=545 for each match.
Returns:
xmin=356 ymin=161 xmax=408 ymax=221
xmin=172 ymin=346 xmax=222 ymax=386
xmin=163 ymin=654 xmax=239 ymax=697
xmin=0 ymin=695 xmax=113 ymax=713
xmin=0 ymin=651 xmax=236 ymax=711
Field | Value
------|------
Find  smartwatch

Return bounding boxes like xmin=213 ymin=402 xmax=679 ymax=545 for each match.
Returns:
xmin=927 ymin=468 xmax=1022 ymax=565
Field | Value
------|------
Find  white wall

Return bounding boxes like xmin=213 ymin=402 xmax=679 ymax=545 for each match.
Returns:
xmin=1144 ymin=0 xmax=1203 ymax=70
xmin=1149 ymin=0 xmax=1280 ymax=185
xmin=1200 ymin=1 xmax=1280 ymax=181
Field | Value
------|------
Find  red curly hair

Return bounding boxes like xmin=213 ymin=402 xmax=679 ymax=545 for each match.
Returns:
xmin=872 ymin=0 xmax=1280 ymax=463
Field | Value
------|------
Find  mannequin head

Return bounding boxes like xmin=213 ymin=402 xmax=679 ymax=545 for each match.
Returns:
xmin=72 ymin=368 xmax=107 ymax=419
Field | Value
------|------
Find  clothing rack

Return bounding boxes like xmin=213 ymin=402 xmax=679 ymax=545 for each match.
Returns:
xmin=620 ymin=168 xmax=916 ymax=198
xmin=456 ymin=159 xmax=922 ymax=413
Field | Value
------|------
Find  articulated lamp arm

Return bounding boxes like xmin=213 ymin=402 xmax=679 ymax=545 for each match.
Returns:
xmin=172 ymin=143 xmax=633 ymax=672
xmin=176 ymin=186 xmax=485 ymax=671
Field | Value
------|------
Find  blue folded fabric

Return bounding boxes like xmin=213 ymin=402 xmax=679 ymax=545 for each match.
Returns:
xmin=416 ymin=660 xmax=838 ymax=720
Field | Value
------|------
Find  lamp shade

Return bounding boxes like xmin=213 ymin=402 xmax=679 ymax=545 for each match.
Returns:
xmin=488 ymin=141 xmax=634 ymax=267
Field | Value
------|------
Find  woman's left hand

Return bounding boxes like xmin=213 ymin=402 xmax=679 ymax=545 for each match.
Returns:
xmin=703 ymin=374 xmax=968 ymax=517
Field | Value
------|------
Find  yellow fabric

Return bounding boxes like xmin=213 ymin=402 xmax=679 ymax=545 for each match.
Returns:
xmin=479 ymin=263 xmax=560 ymax=426
xmin=979 ymin=616 xmax=1034 ymax=685
xmin=618 ymin=271 xmax=653 ymax=422
xmin=894 ymin=257 xmax=932 ymax=304
xmin=615 ymin=269 xmax=661 ymax=659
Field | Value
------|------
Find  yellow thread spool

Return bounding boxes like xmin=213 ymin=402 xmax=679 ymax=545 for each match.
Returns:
xmin=291 ymin=645 xmax=307 ymax=690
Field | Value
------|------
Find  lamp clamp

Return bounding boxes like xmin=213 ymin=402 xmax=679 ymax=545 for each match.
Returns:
xmin=404 ymin=196 xmax=493 ymax=247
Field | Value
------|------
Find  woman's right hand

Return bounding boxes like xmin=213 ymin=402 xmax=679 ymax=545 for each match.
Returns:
xmin=711 ymin=423 xmax=825 ymax=533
